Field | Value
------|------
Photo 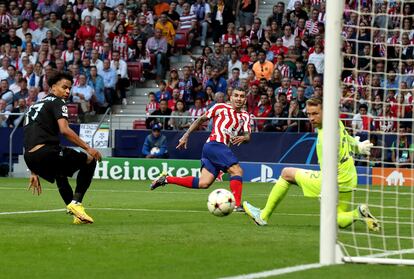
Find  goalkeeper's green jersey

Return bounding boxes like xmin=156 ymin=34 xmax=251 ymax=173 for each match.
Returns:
xmin=316 ymin=121 xmax=358 ymax=190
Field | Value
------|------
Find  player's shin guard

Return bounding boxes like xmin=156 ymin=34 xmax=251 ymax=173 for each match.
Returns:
xmin=261 ymin=177 xmax=290 ymax=221
xmin=74 ymin=159 xmax=97 ymax=203
xmin=56 ymin=176 xmax=73 ymax=205
xmin=167 ymin=176 xmax=199 ymax=188
xmin=230 ymin=176 xmax=243 ymax=207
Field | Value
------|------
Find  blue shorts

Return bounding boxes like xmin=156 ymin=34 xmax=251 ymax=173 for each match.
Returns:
xmin=201 ymin=141 xmax=239 ymax=177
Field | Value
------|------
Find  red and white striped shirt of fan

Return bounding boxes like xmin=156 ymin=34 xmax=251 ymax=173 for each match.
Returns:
xmin=305 ymin=19 xmax=319 ymax=36
xmin=205 ymin=103 xmax=251 ymax=146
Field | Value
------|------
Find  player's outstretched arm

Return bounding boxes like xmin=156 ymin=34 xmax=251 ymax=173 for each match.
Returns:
xmin=176 ymin=114 xmax=209 ymax=149
xmin=349 ymin=135 xmax=373 ymax=156
xmin=57 ymin=118 xmax=102 ymax=161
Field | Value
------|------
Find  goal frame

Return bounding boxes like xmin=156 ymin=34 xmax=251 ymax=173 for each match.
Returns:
xmin=321 ymin=0 xmax=414 ymax=266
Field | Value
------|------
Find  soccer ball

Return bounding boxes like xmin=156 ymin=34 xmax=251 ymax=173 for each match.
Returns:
xmin=207 ymin=189 xmax=235 ymax=217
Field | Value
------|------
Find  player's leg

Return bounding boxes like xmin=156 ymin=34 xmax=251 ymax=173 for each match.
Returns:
xmin=55 ymin=176 xmax=73 ymax=205
xmin=336 ymin=192 xmax=380 ymax=231
xmin=227 ymin=163 xmax=243 ymax=209
xmin=62 ymin=148 xmax=96 ymax=224
xmin=243 ymin=167 xmax=299 ymax=225
xmin=337 ymin=191 xmax=359 ymax=228
xmin=259 ymin=167 xmax=298 ymax=221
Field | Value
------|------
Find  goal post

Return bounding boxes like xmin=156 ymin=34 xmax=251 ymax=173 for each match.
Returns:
xmin=322 ymin=0 xmax=414 ymax=266
xmin=320 ymin=0 xmax=344 ymax=265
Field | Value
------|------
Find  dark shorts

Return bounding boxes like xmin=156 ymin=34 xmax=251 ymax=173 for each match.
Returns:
xmin=24 ymin=145 xmax=87 ymax=183
xmin=201 ymin=141 xmax=239 ymax=177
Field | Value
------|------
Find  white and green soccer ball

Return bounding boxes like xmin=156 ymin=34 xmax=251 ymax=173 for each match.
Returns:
xmin=207 ymin=189 xmax=235 ymax=217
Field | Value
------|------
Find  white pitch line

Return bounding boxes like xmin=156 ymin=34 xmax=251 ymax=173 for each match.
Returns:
xmin=218 ymin=263 xmax=324 ymax=279
xmin=0 ymin=207 xmax=320 ymax=217
xmin=0 ymin=209 xmax=65 ymax=215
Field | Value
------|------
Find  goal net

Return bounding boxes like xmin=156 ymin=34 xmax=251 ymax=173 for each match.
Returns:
xmin=334 ymin=0 xmax=414 ymax=265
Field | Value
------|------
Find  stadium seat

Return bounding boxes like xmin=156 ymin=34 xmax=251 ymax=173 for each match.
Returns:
xmin=174 ymin=29 xmax=190 ymax=49
xmin=66 ymin=103 xmax=79 ymax=123
xmin=127 ymin=62 xmax=143 ymax=87
xmin=133 ymin=120 xmax=147 ymax=130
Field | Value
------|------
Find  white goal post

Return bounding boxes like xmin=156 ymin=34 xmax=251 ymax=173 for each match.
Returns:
xmin=322 ymin=0 xmax=414 ymax=266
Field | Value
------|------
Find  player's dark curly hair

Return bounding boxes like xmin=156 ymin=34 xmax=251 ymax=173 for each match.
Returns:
xmin=47 ymin=71 xmax=73 ymax=87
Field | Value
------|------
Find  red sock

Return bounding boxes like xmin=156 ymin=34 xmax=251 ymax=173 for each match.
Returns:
xmin=230 ymin=176 xmax=243 ymax=206
xmin=167 ymin=176 xmax=199 ymax=188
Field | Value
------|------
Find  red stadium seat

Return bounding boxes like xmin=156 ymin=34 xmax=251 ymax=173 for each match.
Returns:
xmin=133 ymin=120 xmax=147 ymax=130
xmin=174 ymin=29 xmax=190 ymax=49
xmin=66 ymin=103 xmax=79 ymax=123
xmin=127 ymin=62 xmax=143 ymax=87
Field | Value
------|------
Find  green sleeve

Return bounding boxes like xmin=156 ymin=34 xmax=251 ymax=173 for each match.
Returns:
xmin=340 ymin=121 xmax=359 ymax=154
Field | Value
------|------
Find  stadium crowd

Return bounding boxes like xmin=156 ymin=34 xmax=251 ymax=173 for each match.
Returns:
xmin=0 ymin=0 xmax=412 ymax=141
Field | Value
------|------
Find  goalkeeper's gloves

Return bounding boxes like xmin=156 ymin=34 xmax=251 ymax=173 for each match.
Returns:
xmin=354 ymin=136 xmax=374 ymax=156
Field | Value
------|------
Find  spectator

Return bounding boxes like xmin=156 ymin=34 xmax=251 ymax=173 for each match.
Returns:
xmin=190 ymin=0 xmax=211 ymax=47
xmin=76 ymin=16 xmax=98 ymax=46
xmin=155 ymin=13 xmax=176 ymax=50
xmin=167 ymin=68 xmax=180 ymax=92
xmin=263 ymin=102 xmax=288 ymax=132
xmin=32 ymin=17 xmax=49 ymax=46
xmin=282 ymin=24 xmax=295 ymax=48
xmin=275 ymin=77 xmax=297 ymax=102
xmin=252 ymin=50 xmax=274 ymax=81
xmin=99 ymin=59 xmax=117 ymax=106
xmin=61 ymin=10 xmax=80 ymax=41
xmin=81 ymin=0 xmax=101 ymax=27
xmin=351 ymin=103 xmax=373 ymax=135
xmin=308 ymin=44 xmax=324 ymax=74
xmin=207 ymin=42 xmax=228 ymax=77
xmin=390 ymin=127 xmax=414 ymax=168
xmin=155 ymin=80 xmax=172 ymax=102
xmin=113 ymin=24 xmax=131 ymax=61
xmin=146 ymin=92 xmax=160 ymax=116
xmin=7 ymin=98 xmax=27 ymax=128
xmin=211 ymin=0 xmax=234 ymax=43
xmin=170 ymin=99 xmax=191 ymax=130
xmin=286 ymin=98 xmax=307 ymax=132
xmin=146 ymin=99 xmax=172 ymax=130
xmin=88 ymin=66 xmax=107 ymax=114
xmin=237 ymin=0 xmax=258 ymax=31
xmin=142 ymin=123 xmax=169 ymax=158
xmin=0 ymin=99 xmax=9 ymax=127
xmin=111 ymin=51 xmax=129 ymax=106
xmin=71 ymin=74 xmax=93 ymax=114
xmin=206 ymin=68 xmax=227 ymax=94
xmin=189 ymin=97 xmax=207 ymax=126
xmin=179 ymin=65 xmax=201 ymax=105
xmin=253 ymin=94 xmax=273 ymax=130
xmin=146 ymin=29 xmax=168 ymax=81
xmin=1 ymin=80 xmax=13 ymax=111
xmin=267 ymin=2 xmax=285 ymax=27
xmin=304 ymin=74 xmax=322 ymax=99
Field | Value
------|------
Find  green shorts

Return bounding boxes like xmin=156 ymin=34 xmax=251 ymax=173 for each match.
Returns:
xmin=295 ymin=169 xmax=356 ymax=197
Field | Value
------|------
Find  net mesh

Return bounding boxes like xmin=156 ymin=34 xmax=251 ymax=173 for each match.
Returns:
xmin=337 ymin=0 xmax=414 ymax=262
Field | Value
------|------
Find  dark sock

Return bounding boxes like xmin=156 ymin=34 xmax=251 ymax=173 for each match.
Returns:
xmin=74 ymin=159 xmax=97 ymax=203
xmin=56 ymin=176 xmax=73 ymax=205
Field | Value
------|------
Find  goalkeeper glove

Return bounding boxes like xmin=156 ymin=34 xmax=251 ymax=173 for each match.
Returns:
xmin=354 ymin=136 xmax=373 ymax=156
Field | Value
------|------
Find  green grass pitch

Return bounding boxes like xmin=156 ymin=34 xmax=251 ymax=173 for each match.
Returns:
xmin=0 ymin=178 xmax=413 ymax=278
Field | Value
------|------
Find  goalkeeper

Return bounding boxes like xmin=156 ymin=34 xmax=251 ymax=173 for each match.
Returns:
xmin=243 ymin=97 xmax=380 ymax=231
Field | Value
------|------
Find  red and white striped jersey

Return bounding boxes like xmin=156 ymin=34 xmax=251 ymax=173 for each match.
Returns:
xmin=113 ymin=35 xmax=129 ymax=61
xmin=93 ymin=41 xmax=104 ymax=55
xmin=0 ymin=14 xmax=12 ymax=28
xmin=221 ymin=34 xmax=240 ymax=47
xmin=305 ymin=19 xmax=319 ymax=35
xmin=189 ymin=106 xmax=207 ymax=120
xmin=146 ymin=101 xmax=159 ymax=115
xmin=206 ymin=103 xmax=251 ymax=146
